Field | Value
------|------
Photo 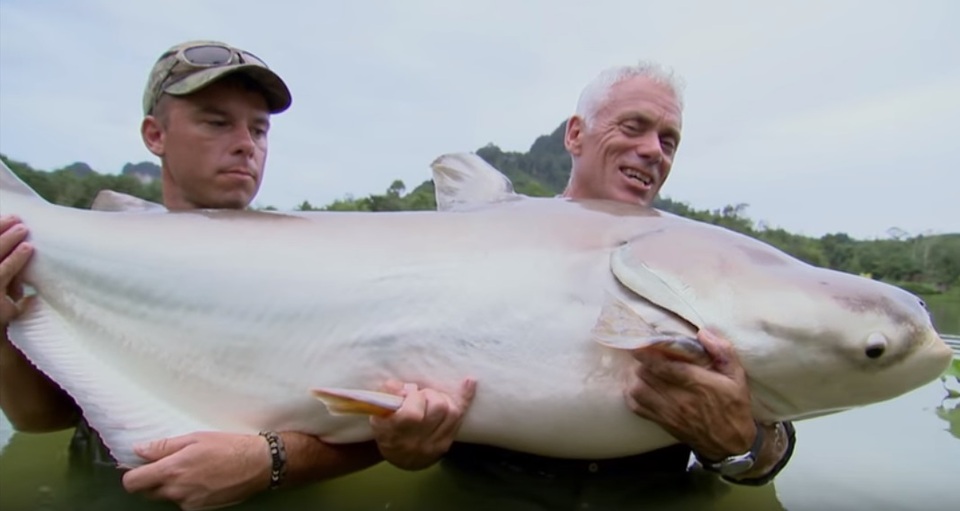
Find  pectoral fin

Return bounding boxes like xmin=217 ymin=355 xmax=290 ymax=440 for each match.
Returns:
xmin=311 ymin=387 xmax=403 ymax=417
xmin=610 ymin=237 xmax=707 ymax=330
xmin=591 ymin=294 xmax=709 ymax=365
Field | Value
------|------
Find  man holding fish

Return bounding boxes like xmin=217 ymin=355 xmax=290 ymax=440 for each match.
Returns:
xmin=0 ymin=41 xmax=793 ymax=510
xmin=0 ymin=40 xmax=402 ymax=509
xmin=375 ymin=63 xmax=796 ymax=503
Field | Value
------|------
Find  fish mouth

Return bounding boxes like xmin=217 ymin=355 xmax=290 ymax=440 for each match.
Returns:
xmin=926 ymin=334 xmax=954 ymax=374
xmin=619 ymin=166 xmax=656 ymax=190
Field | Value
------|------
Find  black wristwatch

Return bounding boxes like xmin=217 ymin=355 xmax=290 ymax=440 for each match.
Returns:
xmin=698 ymin=421 xmax=797 ymax=486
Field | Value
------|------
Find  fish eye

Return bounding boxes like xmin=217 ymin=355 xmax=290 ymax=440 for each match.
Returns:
xmin=865 ymin=345 xmax=885 ymax=359
xmin=865 ymin=332 xmax=888 ymax=360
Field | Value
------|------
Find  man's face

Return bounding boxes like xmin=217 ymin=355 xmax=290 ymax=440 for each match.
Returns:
xmin=143 ymin=79 xmax=271 ymax=210
xmin=564 ymin=76 xmax=682 ymax=205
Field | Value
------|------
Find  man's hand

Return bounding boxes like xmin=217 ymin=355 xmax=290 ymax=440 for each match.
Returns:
xmin=370 ymin=378 xmax=477 ymax=471
xmin=624 ymin=329 xmax=756 ymax=461
xmin=122 ymin=432 xmax=271 ymax=511
xmin=0 ymin=215 xmax=33 ymax=327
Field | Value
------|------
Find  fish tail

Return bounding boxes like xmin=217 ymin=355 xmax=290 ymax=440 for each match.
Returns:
xmin=0 ymin=158 xmax=48 ymax=203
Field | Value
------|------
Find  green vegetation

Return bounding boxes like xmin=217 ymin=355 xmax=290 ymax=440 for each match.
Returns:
xmin=3 ymin=119 xmax=957 ymax=296
xmin=924 ymin=288 xmax=960 ymax=335
xmin=935 ymin=396 xmax=959 ymax=439
xmin=945 ymin=359 xmax=960 ymax=380
xmin=1 ymin=154 xmax=162 ymax=208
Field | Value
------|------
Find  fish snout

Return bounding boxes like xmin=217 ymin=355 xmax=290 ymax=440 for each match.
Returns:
xmin=909 ymin=329 xmax=954 ymax=379
xmin=930 ymin=334 xmax=954 ymax=372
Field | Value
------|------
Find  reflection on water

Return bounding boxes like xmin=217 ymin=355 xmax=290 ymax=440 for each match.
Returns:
xmin=776 ymin=380 xmax=958 ymax=511
xmin=0 ymin=413 xmax=12 ymax=456
xmin=1 ymin=377 xmax=957 ymax=511
xmin=936 ymin=398 xmax=959 ymax=440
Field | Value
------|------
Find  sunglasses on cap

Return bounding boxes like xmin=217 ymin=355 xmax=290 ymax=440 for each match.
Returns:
xmin=161 ymin=43 xmax=269 ymax=70
xmin=148 ymin=43 xmax=271 ymax=110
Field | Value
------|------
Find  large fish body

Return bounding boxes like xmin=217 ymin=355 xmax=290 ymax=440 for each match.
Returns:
xmin=0 ymin=155 xmax=951 ymax=467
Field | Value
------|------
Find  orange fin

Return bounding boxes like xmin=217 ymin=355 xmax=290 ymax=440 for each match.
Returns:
xmin=311 ymin=387 xmax=403 ymax=417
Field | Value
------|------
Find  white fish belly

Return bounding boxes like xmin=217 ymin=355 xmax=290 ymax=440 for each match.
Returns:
xmin=8 ymin=199 xmax=679 ymax=463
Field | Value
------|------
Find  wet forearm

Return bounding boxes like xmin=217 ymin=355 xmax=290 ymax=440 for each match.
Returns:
xmin=278 ymin=433 xmax=383 ymax=488
xmin=0 ymin=331 xmax=80 ymax=431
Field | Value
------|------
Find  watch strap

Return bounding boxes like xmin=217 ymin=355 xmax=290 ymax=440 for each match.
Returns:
xmin=722 ymin=420 xmax=797 ymax=486
xmin=698 ymin=419 xmax=765 ymax=476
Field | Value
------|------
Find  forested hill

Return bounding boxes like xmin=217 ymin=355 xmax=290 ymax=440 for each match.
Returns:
xmin=1 ymin=119 xmax=958 ymax=294
xmin=1 ymin=154 xmax=163 ymax=209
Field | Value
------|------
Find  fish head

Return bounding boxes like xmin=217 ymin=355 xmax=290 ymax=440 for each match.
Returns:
xmin=606 ymin=218 xmax=952 ymax=423
xmin=743 ymin=268 xmax=952 ymax=422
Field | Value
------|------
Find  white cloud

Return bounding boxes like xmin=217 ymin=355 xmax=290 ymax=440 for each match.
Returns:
xmin=1 ymin=0 xmax=957 ymax=238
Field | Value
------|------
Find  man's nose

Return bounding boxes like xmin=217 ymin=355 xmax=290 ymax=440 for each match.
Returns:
xmin=230 ymin=125 xmax=257 ymax=157
xmin=634 ymin=131 xmax=664 ymax=164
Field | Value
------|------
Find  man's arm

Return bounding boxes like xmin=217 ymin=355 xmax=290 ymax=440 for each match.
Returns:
xmin=121 ymin=432 xmax=384 ymax=510
xmin=0 ymin=333 xmax=82 ymax=431
xmin=625 ymin=329 xmax=794 ymax=484
xmin=0 ymin=214 xmax=81 ymax=432
xmin=120 ymin=378 xmax=477 ymax=509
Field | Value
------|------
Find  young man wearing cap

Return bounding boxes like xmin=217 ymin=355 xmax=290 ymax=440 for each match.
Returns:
xmin=0 ymin=40 xmax=467 ymax=510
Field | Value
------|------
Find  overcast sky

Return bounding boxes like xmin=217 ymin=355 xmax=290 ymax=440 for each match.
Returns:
xmin=0 ymin=0 xmax=956 ymax=239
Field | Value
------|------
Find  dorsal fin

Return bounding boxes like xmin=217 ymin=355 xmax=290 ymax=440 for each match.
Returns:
xmin=430 ymin=153 xmax=520 ymax=211
xmin=91 ymin=190 xmax=167 ymax=212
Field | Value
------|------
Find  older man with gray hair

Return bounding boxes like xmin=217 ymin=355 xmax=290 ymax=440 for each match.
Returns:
xmin=561 ymin=61 xmax=795 ymax=482
xmin=402 ymin=62 xmax=796 ymax=509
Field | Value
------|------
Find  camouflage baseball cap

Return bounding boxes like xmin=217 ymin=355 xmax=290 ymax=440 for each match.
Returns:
xmin=143 ymin=40 xmax=292 ymax=116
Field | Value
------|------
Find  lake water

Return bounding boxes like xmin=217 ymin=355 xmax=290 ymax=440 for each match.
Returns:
xmin=1 ymin=306 xmax=957 ymax=511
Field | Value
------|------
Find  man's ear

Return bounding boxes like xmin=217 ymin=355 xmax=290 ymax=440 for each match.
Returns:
xmin=564 ymin=115 xmax=584 ymax=157
xmin=141 ymin=116 xmax=165 ymax=157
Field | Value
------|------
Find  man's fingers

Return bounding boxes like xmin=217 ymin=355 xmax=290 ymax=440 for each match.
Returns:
xmin=634 ymin=350 xmax=701 ymax=386
xmin=0 ymin=219 xmax=28 ymax=261
xmin=379 ymin=379 xmax=406 ymax=395
xmin=0 ymin=215 xmax=24 ymax=244
xmin=123 ymin=435 xmax=201 ymax=495
xmin=697 ymin=329 xmax=745 ymax=379
xmin=133 ymin=435 xmax=197 ymax=462
xmin=0 ymin=245 xmax=31 ymax=326
xmin=432 ymin=406 xmax=467 ymax=447
xmin=416 ymin=381 xmax=475 ymax=434
xmin=0 ymin=242 xmax=32 ymax=289
xmin=457 ymin=378 xmax=477 ymax=407
xmin=0 ymin=215 xmax=34 ymax=323
xmin=122 ymin=462 xmax=167 ymax=494
xmin=374 ymin=385 xmax=426 ymax=431
xmin=0 ymin=215 xmax=21 ymax=233
xmin=623 ymin=370 xmax=665 ymax=418
xmin=397 ymin=384 xmax=425 ymax=422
